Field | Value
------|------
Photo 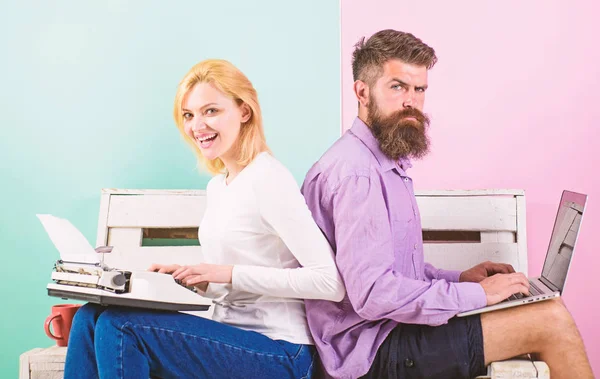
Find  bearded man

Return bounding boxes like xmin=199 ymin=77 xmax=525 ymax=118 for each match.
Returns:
xmin=301 ymin=29 xmax=592 ymax=379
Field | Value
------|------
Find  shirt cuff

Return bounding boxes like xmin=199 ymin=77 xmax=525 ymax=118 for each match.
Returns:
xmin=456 ymin=282 xmax=488 ymax=311
xmin=231 ymin=264 xmax=259 ymax=293
xmin=437 ymin=269 xmax=462 ymax=283
xmin=231 ymin=265 xmax=244 ymax=291
xmin=200 ymin=283 xmax=216 ymax=299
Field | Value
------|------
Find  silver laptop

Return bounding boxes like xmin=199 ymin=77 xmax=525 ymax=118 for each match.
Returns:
xmin=458 ymin=190 xmax=587 ymax=317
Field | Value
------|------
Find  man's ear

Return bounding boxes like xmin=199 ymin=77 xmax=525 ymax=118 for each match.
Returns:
xmin=240 ymin=103 xmax=252 ymax=123
xmin=353 ymin=80 xmax=370 ymax=108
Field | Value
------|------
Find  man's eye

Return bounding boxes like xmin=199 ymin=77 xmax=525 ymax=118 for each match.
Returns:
xmin=391 ymin=84 xmax=404 ymax=91
xmin=416 ymin=88 xmax=426 ymax=93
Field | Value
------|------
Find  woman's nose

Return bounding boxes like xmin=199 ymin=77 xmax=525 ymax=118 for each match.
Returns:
xmin=191 ymin=117 xmax=206 ymax=131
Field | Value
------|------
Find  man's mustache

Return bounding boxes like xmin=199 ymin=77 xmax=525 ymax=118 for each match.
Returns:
xmin=386 ymin=108 xmax=429 ymax=129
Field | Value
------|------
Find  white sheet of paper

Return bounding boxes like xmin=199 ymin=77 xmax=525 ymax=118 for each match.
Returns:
xmin=37 ymin=214 xmax=99 ymax=264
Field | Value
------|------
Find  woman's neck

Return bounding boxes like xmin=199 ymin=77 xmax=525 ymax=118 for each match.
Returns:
xmin=221 ymin=155 xmax=245 ymax=185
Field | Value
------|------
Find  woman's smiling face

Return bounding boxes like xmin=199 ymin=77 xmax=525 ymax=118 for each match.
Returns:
xmin=182 ymin=82 xmax=250 ymax=162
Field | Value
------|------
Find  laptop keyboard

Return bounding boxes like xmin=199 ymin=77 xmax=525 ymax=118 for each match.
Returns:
xmin=505 ymin=280 xmax=543 ymax=301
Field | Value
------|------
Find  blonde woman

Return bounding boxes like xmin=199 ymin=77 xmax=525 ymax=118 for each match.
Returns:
xmin=64 ymin=59 xmax=345 ymax=379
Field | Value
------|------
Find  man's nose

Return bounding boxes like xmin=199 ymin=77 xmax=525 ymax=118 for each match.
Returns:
xmin=403 ymin=91 xmax=415 ymax=109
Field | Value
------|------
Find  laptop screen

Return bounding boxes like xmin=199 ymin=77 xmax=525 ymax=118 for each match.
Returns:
xmin=541 ymin=190 xmax=587 ymax=291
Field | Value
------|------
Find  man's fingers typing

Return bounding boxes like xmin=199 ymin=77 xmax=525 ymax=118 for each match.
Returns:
xmin=481 ymin=272 xmax=532 ymax=305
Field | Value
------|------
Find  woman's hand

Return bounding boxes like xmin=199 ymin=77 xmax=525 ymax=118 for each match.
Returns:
xmin=172 ymin=264 xmax=234 ymax=290
xmin=147 ymin=263 xmax=182 ymax=274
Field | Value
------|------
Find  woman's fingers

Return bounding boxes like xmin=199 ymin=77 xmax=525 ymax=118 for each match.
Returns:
xmin=147 ymin=263 xmax=161 ymax=272
xmin=147 ymin=263 xmax=181 ymax=273
xmin=173 ymin=264 xmax=206 ymax=280
xmin=184 ymin=274 xmax=210 ymax=286
xmin=172 ymin=266 xmax=186 ymax=277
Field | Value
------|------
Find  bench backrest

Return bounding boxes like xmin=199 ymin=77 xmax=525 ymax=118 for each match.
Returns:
xmin=96 ymin=189 xmax=527 ymax=274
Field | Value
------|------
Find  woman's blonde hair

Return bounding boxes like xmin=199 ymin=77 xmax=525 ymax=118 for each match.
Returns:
xmin=173 ymin=59 xmax=270 ymax=175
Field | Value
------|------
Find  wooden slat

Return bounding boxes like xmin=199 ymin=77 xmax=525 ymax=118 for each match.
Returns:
xmin=415 ymin=189 xmax=524 ymax=196
xmin=102 ymin=188 xmax=206 ymax=196
xmin=28 ymin=346 xmax=66 ymax=362
xmin=417 ymin=196 xmax=517 ymax=232
xmin=20 ymin=348 xmax=44 ymax=379
xmin=103 ymin=188 xmax=524 ymax=197
xmin=107 ymin=194 xmax=207 ymax=228
xmin=95 ymin=192 xmax=111 ymax=247
xmin=480 ymin=231 xmax=515 ymax=243
xmin=20 ymin=347 xmax=67 ymax=379
xmin=107 ymin=228 xmax=142 ymax=247
xmin=489 ymin=360 xmax=539 ymax=378
xmin=31 ymin=372 xmax=64 ymax=379
xmin=30 ymin=363 xmax=64 ymax=371
xmin=424 ymin=243 xmax=521 ymax=272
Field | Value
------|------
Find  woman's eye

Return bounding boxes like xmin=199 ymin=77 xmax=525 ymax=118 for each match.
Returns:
xmin=183 ymin=112 xmax=192 ymax=119
xmin=205 ymin=108 xmax=218 ymax=115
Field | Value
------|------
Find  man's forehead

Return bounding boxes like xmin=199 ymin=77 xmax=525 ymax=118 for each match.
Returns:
xmin=381 ymin=59 xmax=428 ymax=84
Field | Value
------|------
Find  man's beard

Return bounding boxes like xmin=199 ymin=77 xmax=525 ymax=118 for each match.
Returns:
xmin=367 ymin=95 xmax=431 ymax=161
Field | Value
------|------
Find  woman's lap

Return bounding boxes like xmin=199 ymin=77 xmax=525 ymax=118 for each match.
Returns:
xmin=66 ymin=303 xmax=315 ymax=379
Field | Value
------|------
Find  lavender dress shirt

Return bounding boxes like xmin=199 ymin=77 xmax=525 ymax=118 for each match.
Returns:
xmin=301 ymin=118 xmax=487 ymax=379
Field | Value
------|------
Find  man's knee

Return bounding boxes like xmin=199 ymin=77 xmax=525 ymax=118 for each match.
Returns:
xmin=482 ymin=299 xmax=575 ymax=350
xmin=538 ymin=299 xmax=573 ymax=327
xmin=528 ymin=299 xmax=576 ymax=347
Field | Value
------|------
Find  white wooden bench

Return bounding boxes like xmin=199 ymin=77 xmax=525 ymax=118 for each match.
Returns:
xmin=101 ymin=188 xmax=529 ymax=272
xmin=21 ymin=188 xmax=549 ymax=379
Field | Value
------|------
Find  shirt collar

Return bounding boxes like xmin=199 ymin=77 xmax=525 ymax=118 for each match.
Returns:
xmin=348 ymin=117 xmax=413 ymax=174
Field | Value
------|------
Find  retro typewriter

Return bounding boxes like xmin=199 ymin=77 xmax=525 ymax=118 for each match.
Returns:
xmin=40 ymin=214 xmax=212 ymax=312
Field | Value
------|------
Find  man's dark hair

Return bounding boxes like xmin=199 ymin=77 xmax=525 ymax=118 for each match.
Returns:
xmin=352 ymin=29 xmax=437 ymax=86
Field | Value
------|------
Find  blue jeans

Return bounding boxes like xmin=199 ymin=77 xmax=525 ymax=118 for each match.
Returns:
xmin=64 ymin=304 xmax=316 ymax=379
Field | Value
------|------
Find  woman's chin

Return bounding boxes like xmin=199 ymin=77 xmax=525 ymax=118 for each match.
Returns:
xmin=196 ymin=142 xmax=220 ymax=161
xmin=200 ymin=150 xmax=219 ymax=161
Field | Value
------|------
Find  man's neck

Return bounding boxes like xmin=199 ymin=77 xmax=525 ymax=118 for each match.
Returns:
xmin=357 ymin=109 xmax=370 ymax=128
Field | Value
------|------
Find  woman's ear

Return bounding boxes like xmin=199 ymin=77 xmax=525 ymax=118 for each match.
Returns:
xmin=240 ymin=103 xmax=252 ymax=123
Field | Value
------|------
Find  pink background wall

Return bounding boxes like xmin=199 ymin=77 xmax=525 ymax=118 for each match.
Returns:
xmin=342 ymin=0 xmax=599 ymax=374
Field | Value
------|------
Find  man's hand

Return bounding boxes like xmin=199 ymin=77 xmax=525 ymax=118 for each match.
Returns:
xmin=459 ymin=261 xmax=515 ymax=283
xmin=480 ymin=273 xmax=530 ymax=305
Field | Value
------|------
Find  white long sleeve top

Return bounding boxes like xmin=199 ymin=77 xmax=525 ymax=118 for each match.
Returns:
xmin=198 ymin=152 xmax=345 ymax=344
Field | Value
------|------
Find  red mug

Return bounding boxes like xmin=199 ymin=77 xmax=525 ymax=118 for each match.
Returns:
xmin=44 ymin=304 xmax=82 ymax=347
